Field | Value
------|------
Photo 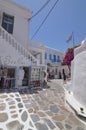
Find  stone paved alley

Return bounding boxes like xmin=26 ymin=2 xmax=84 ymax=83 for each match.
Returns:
xmin=0 ymin=80 xmax=86 ymax=130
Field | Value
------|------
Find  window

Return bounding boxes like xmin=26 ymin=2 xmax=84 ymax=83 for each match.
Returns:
xmin=2 ymin=13 xmax=14 ymax=34
xmin=45 ymin=53 xmax=47 ymax=59
xmin=57 ymin=56 xmax=61 ymax=62
xmin=53 ymin=55 xmax=56 ymax=62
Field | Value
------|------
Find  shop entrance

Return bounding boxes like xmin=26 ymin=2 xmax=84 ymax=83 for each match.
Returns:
xmin=22 ymin=67 xmax=29 ymax=86
xmin=0 ymin=67 xmax=15 ymax=89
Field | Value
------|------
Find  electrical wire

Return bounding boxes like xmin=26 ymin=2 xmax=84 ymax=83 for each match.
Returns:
xmin=31 ymin=0 xmax=59 ymax=39
xmin=30 ymin=0 xmax=51 ymax=20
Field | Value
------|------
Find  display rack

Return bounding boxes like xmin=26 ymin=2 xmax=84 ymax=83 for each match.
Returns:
xmin=29 ymin=65 xmax=47 ymax=88
xmin=0 ymin=67 xmax=16 ymax=89
xmin=29 ymin=66 xmax=41 ymax=88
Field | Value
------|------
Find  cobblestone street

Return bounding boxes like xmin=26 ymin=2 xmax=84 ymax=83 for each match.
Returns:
xmin=0 ymin=80 xmax=86 ymax=130
xmin=20 ymin=80 xmax=86 ymax=130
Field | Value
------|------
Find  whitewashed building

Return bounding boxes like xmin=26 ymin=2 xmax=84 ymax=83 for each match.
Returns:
xmin=44 ymin=46 xmax=64 ymax=78
xmin=0 ymin=0 xmax=64 ymax=89
xmin=0 ymin=0 xmax=37 ymax=66
xmin=28 ymin=40 xmax=45 ymax=65
xmin=0 ymin=0 xmax=46 ymax=89
xmin=45 ymin=46 xmax=63 ymax=64
xmin=28 ymin=40 xmax=64 ymax=66
xmin=65 ymin=38 xmax=86 ymax=117
xmin=71 ymin=38 xmax=86 ymax=108
xmin=29 ymin=41 xmax=64 ymax=79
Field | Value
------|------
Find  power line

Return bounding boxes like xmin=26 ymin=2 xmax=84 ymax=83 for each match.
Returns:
xmin=30 ymin=0 xmax=51 ymax=20
xmin=31 ymin=0 xmax=59 ymax=39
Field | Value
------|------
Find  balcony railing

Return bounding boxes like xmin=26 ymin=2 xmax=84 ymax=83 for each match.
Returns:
xmin=0 ymin=26 xmax=38 ymax=65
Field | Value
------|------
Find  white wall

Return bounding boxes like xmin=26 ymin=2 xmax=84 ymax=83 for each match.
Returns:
xmin=71 ymin=60 xmax=74 ymax=90
xmin=72 ymin=38 xmax=86 ymax=107
xmin=0 ymin=0 xmax=32 ymax=49
xmin=28 ymin=40 xmax=45 ymax=65
xmin=45 ymin=46 xmax=64 ymax=64
xmin=29 ymin=40 xmax=64 ymax=65
xmin=13 ymin=14 xmax=29 ymax=48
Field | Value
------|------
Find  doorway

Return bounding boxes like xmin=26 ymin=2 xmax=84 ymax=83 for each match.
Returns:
xmin=22 ymin=67 xmax=29 ymax=86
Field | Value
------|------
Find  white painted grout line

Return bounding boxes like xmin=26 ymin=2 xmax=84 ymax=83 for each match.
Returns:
xmin=0 ymin=92 xmax=37 ymax=130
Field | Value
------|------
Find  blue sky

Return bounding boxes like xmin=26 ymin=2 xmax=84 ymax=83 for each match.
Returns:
xmin=13 ymin=0 xmax=86 ymax=52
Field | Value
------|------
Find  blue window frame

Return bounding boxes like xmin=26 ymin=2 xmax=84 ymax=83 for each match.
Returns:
xmin=53 ymin=55 xmax=56 ymax=62
xmin=2 ymin=13 xmax=14 ymax=34
xmin=57 ymin=56 xmax=61 ymax=62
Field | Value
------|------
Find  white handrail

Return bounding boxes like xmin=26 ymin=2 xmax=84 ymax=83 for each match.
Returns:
xmin=0 ymin=26 xmax=38 ymax=65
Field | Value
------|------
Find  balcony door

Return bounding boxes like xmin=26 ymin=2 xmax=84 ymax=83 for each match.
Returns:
xmin=2 ymin=13 xmax=14 ymax=34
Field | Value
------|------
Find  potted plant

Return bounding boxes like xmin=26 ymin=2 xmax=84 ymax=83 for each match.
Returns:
xmin=80 ymin=107 xmax=84 ymax=113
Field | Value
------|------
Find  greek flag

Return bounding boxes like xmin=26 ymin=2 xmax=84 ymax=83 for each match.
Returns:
xmin=66 ymin=32 xmax=73 ymax=43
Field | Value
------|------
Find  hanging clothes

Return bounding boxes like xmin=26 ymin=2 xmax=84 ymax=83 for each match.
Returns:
xmin=18 ymin=67 xmax=25 ymax=86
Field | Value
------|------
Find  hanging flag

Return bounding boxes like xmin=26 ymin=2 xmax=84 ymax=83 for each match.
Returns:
xmin=66 ymin=33 xmax=73 ymax=43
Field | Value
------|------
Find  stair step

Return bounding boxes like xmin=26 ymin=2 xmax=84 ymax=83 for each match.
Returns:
xmin=0 ymin=26 xmax=38 ymax=66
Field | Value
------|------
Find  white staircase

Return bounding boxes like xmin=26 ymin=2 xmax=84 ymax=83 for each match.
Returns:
xmin=0 ymin=26 xmax=38 ymax=67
